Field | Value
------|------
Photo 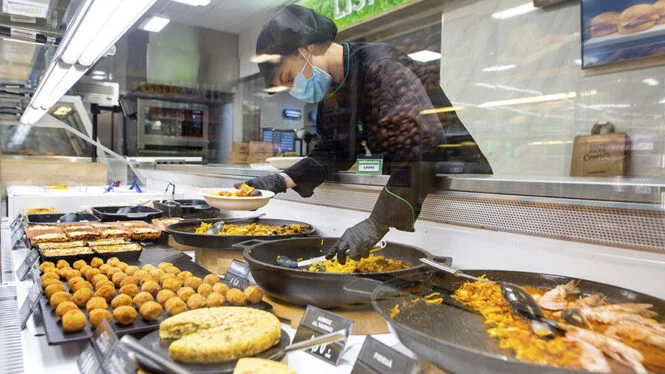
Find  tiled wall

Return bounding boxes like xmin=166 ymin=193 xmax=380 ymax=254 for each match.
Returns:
xmin=441 ymin=0 xmax=665 ymax=178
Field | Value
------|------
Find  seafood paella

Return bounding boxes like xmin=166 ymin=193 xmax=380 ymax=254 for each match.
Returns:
xmin=194 ymin=222 xmax=311 ymax=236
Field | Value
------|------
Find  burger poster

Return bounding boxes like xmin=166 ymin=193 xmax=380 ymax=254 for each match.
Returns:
xmin=582 ymin=0 xmax=665 ymax=68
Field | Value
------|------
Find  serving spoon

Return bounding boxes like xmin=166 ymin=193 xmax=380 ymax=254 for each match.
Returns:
xmin=419 ymin=258 xmax=557 ymax=339
xmin=204 ymin=213 xmax=266 ymax=235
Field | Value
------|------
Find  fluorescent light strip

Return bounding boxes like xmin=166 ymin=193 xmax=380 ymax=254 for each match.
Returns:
xmin=479 ymin=92 xmax=578 ymax=107
xmin=482 ymin=64 xmax=516 ymax=72
xmin=491 ymin=3 xmax=536 ymax=19
xmin=408 ymin=50 xmax=441 ymax=63
xmin=251 ymin=54 xmax=283 ymax=63
xmin=264 ymin=86 xmax=289 ymax=93
xmin=60 ymin=1 xmax=122 ymax=65
xmin=141 ymin=15 xmax=170 ymax=32
xmin=420 ymin=106 xmax=464 ymax=115
xmin=20 ymin=107 xmax=47 ymax=125
xmin=41 ymin=67 xmax=86 ymax=109
xmin=643 ymin=78 xmax=659 ymax=86
xmin=171 ymin=0 xmax=211 ymax=5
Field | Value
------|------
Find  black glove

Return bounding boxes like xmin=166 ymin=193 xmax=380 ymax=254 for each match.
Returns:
xmin=325 ymin=217 xmax=389 ymax=265
xmin=235 ymin=174 xmax=287 ymax=194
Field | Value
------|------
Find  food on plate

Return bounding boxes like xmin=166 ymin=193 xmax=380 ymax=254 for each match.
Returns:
xmin=70 ymin=281 xmax=93 ymax=293
xmin=49 ymin=291 xmax=72 ymax=308
xmin=590 ymin=11 xmax=620 ymax=38
xmin=89 ymin=309 xmax=113 ymax=328
xmin=79 ymin=264 xmax=92 ymax=275
xmin=31 ymin=233 xmax=69 ymax=245
xmin=157 ymin=289 xmax=177 ymax=306
xmin=177 ymin=287 xmax=196 ymax=302
xmin=101 ymin=228 xmax=130 ymax=239
xmin=55 ymin=301 xmax=79 ymax=318
xmin=95 ymin=280 xmax=115 ymax=291
xmin=165 ymin=297 xmax=187 ymax=316
xmin=39 ymin=262 xmax=56 ymax=272
xmin=124 ymin=265 xmax=140 ymax=276
xmin=24 ymin=207 xmax=58 ymax=215
xmin=184 ymin=276 xmax=203 ymax=290
xmin=204 ymin=274 xmax=220 ymax=285
xmin=42 ymin=278 xmax=62 ymax=290
xmin=164 ymin=266 xmax=180 ymax=275
xmin=130 ymin=227 xmax=161 ymax=241
xmin=244 ymin=286 xmax=264 ymax=305
xmin=84 ymin=268 xmax=101 ymax=281
xmin=539 ymin=280 xmax=580 ymax=311
xmin=107 ymin=257 xmax=120 ymax=266
xmin=133 ymin=291 xmax=154 ymax=309
xmin=618 ymin=4 xmax=658 ymax=35
xmin=158 ymin=262 xmax=173 ymax=270
xmin=38 ymin=241 xmax=86 ymax=250
xmin=139 ymin=301 xmax=163 ymax=322
xmin=142 ymin=264 xmax=157 ymax=271
xmin=62 ymin=269 xmax=80 ymax=281
xmin=194 ymin=222 xmax=311 ymax=236
xmin=88 ymin=238 xmax=127 ymax=247
xmin=62 ymin=309 xmax=87 ymax=332
xmin=119 ymin=221 xmax=150 ymax=228
xmin=41 ymin=271 xmax=59 ymax=281
xmin=212 ymin=283 xmax=230 ymax=296
xmin=116 ymin=262 xmax=128 ymax=271
xmin=90 ymin=257 xmax=104 ymax=268
xmin=226 ymin=288 xmax=247 ymax=306
xmin=72 ymin=288 xmax=94 ymax=307
xmin=197 ymin=283 xmax=213 ymax=297
xmin=187 ymin=294 xmax=207 ymax=310
xmin=142 ymin=280 xmax=161 ymax=296
xmin=161 ymin=277 xmax=181 ymax=292
xmin=152 ymin=217 xmax=183 ymax=231
xmin=149 ymin=269 xmax=164 ymax=280
xmin=111 ymin=294 xmax=133 ymax=309
xmin=305 ymin=254 xmax=409 ymax=273
xmin=207 ymin=292 xmax=225 ymax=307
xmin=45 ymin=284 xmax=66 ymax=299
xmin=119 ymin=284 xmax=139 ymax=298
xmin=120 ymin=276 xmax=139 ymax=287
xmin=113 ymin=305 xmax=138 ymax=325
xmin=112 ymin=272 xmax=127 ymax=286
xmin=91 ymin=243 xmax=142 ymax=253
xmin=176 ymin=271 xmax=193 ymax=282
xmin=91 ymin=274 xmax=109 ymax=285
xmin=216 ymin=183 xmax=261 ymax=197
xmin=233 ymin=358 xmax=296 ymax=374
xmin=106 ymin=267 xmax=122 ymax=278
xmin=160 ymin=307 xmax=281 ymax=363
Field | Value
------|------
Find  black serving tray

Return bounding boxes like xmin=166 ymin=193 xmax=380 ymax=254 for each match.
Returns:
xmin=36 ymin=246 xmax=272 ymax=345
xmin=27 ymin=213 xmax=101 ymax=225
xmin=152 ymin=200 xmax=219 ymax=218
xmin=92 ymin=246 xmax=143 ymax=263
xmin=91 ymin=206 xmax=163 ymax=222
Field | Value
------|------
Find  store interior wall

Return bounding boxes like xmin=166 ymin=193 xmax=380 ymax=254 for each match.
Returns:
xmin=442 ymin=0 xmax=665 ymax=178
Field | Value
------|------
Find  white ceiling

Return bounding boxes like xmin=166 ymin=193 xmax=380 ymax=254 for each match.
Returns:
xmin=159 ymin=0 xmax=293 ymax=34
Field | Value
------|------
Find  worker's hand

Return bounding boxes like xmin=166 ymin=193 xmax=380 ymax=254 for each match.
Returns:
xmin=235 ymin=174 xmax=287 ymax=194
xmin=325 ymin=217 xmax=389 ymax=265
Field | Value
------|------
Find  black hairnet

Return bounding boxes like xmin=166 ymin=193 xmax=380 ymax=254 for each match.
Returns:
xmin=256 ymin=5 xmax=337 ymax=87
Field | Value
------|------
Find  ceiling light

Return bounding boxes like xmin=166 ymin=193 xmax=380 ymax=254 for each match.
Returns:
xmin=171 ymin=0 xmax=211 ymax=6
xmin=251 ymin=54 xmax=282 ymax=63
xmin=408 ymin=50 xmax=441 ymax=63
xmin=491 ymin=3 xmax=536 ymax=19
xmin=140 ymin=15 xmax=170 ymax=32
xmin=482 ymin=64 xmax=516 ymax=72
xmin=20 ymin=107 xmax=47 ymax=125
xmin=573 ymin=59 xmax=582 ymax=65
xmin=264 ymin=86 xmax=289 ymax=93
xmin=53 ymin=106 xmax=72 ymax=116
xmin=479 ymin=91 xmax=579 ymax=107
xmin=643 ymin=78 xmax=659 ymax=86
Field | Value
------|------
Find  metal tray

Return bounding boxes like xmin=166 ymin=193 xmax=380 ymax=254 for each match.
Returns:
xmin=26 ymin=213 xmax=100 ymax=225
xmin=137 ymin=328 xmax=290 ymax=374
xmin=37 ymin=246 xmax=272 ymax=345
xmin=152 ymin=200 xmax=219 ymax=218
xmin=91 ymin=206 xmax=163 ymax=222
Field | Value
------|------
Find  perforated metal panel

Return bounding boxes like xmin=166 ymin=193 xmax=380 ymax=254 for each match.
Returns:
xmin=0 ymin=287 xmax=23 ymax=374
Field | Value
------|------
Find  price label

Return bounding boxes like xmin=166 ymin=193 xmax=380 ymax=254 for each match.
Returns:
xmin=19 ymin=281 xmax=41 ymax=329
xmin=292 ymin=305 xmax=354 ymax=366
xmin=351 ymin=337 xmax=418 ymax=374
xmin=102 ymin=346 xmax=135 ymax=374
xmin=221 ymin=260 xmax=250 ymax=290
xmin=78 ymin=342 xmax=104 ymax=374
xmin=16 ymin=250 xmax=39 ymax=281
xmin=92 ymin=319 xmax=118 ymax=359
xmin=357 ymin=156 xmax=383 ymax=175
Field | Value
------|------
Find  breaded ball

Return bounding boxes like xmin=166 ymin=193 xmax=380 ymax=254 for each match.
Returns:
xmin=164 ymin=297 xmax=187 ymax=316
xmin=99 ymin=264 xmax=111 ymax=275
xmin=95 ymin=280 xmax=115 ymax=291
xmin=63 ymin=269 xmax=81 ymax=281
xmin=55 ymin=301 xmax=79 ymax=318
xmin=141 ymin=264 xmax=157 ymax=272
xmin=107 ymin=257 xmax=120 ymax=267
xmin=164 ymin=266 xmax=180 ymax=276
xmin=94 ymin=285 xmax=116 ymax=302
xmin=106 ymin=267 xmax=121 ymax=278
xmin=49 ymin=291 xmax=72 ymax=308
xmin=56 ymin=259 xmax=70 ymax=270
xmin=111 ymin=294 xmax=133 ymax=309
xmin=79 ymin=264 xmax=92 ymax=275
xmin=139 ymin=301 xmax=162 ymax=322
xmin=132 ymin=292 xmax=154 ymax=309
xmin=186 ymin=294 xmax=207 ymax=310
xmin=90 ymin=257 xmax=104 ymax=268
xmin=84 ymin=268 xmax=101 ymax=281
xmin=119 ymin=284 xmax=139 ymax=298
xmin=70 ymin=281 xmax=93 ymax=293
xmin=120 ymin=276 xmax=139 ymax=287
xmin=156 ymin=289 xmax=177 ymax=305
xmin=67 ymin=276 xmax=85 ymax=289
xmin=135 ymin=270 xmax=149 ymax=283
xmin=149 ymin=269 xmax=164 ymax=279
xmin=203 ymin=274 xmax=220 ymax=286
xmin=225 ymin=288 xmax=247 ymax=306
xmin=62 ymin=309 xmax=87 ymax=332
xmin=86 ymin=296 xmax=108 ymax=313
xmin=244 ymin=286 xmax=264 ymax=304
xmin=207 ymin=292 xmax=225 ymax=307
xmin=91 ymin=274 xmax=109 ymax=285
xmin=161 ymin=277 xmax=181 ymax=293
xmin=45 ymin=284 xmax=66 ymax=299
xmin=176 ymin=271 xmax=193 ymax=282
xmin=112 ymin=272 xmax=127 ymax=287
xmin=72 ymin=288 xmax=94 ymax=308
xmin=212 ymin=283 xmax=229 ymax=296
xmin=116 ymin=262 xmax=128 ymax=272
xmin=41 ymin=272 xmax=60 ymax=282
xmin=39 ymin=261 xmax=56 ymax=272
xmin=72 ymin=259 xmax=87 ymax=270
xmin=184 ymin=276 xmax=202 ymax=290
xmin=124 ymin=265 xmax=139 ymax=276
xmin=41 ymin=278 xmax=62 ymax=290
xmin=141 ymin=281 xmax=160 ymax=296
xmin=159 ymin=273 xmax=178 ymax=284
xmin=42 ymin=267 xmax=59 ymax=275
xmin=197 ymin=283 xmax=213 ymax=298
xmin=89 ymin=309 xmax=113 ymax=328
xmin=157 ymin=262 xmax=173 ymax=270
xmin=113 ymin=305 xmax=137 ymax=325
xmin=177 ymin=287 xmax=195 ymax=302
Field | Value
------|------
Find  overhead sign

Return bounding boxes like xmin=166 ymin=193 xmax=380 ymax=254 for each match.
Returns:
xmin=298 ymin=0 xmax=413 ymax=29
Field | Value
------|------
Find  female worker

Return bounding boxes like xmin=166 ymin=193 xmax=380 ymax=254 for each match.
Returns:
xmin=239 ymin=5 xmax=489 ymax=264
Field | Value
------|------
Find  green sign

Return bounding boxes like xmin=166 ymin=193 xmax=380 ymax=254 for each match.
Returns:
xmin=357 ymin=157 xmax=383 ymax=175
xmin=298 ymin=0 xmax=413 ymax=29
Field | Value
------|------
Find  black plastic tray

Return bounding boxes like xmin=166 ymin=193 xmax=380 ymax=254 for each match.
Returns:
xmin=26 ymin=213 xmax=100 ymax=225
xmin=91 ymin=206 xmax=163 ymax=222
xmin=152 ymin=200 xmax=219 ymax=218
xmin=38 ymin=247 xmax=96 ymax=264
xmin=92 ymin=247 xmax=143 ymax=263
xmin=37 ymin=246 xmax=272 ymax=345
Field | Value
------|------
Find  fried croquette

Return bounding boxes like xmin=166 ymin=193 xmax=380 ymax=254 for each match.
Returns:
xmin=91 ymin=274 xmax=108 ymax=285
xmin=184 ymin=276 xmax=202 ymax=289
xmin=197 ymin=283 xmax=213 ymax=297
xmin=124 ymin=265 xmax=139 ymax=276
xmin=72 ymin=288 xmax=94 ymax=307
xmin=141 ymin=264 xmax=156 ymax=272
xmin=67 ymin=276 xmax=85 ymax=289
xmin=55 ymin=301 xmax=79 ymax=318
xmin=226 ymin=288 xmax=247 ymax=306
xmin=70 ymin=281 xmax=93 ymax=293
xmin=41 ymin=272 xmax=60 ymax=282
xmin=203 ymin=274 xmax=220 ymax=286
xmin=39 ymin=261 xmax=55 ymax=272
xmin=176 ymin=271 xmax=193 ymax=282
xmin=111 ymin=294 xmax=133 ymax=309
xmin=141 ymin=281 xmax=160 ymax=296
xmin=41 ymin=278 xmax=62 ymax=290
xmin=49 ymin=291 xmax=72 ymax=308
xmin=177 ymin=287 xmax=196 ymax=302
xmin=164 ymin=297 xmax=187 ymax=316
xmin=72 ymin=259 xmax=86 ymax=270
xmin=99 ymin=264 xmax=111 ymax=275
xmin=107 ymin=257 xmax=120 ymax=266
xmin=156 ymin=289 xmax=177 ymax=305
xmin=116 ymin=262 xmax=128 ymax=271
xmin=84 ymin=268 xmax=101 ymax=281
xmin=132 ymin=292 xmax=154 ymax=309
xmin=95 ymin=285 xmax=116 ymax=302
xmin=139 ymin=301 xmax=162 ymax=322
xmin=186 ymin=293 xmax=207 ymax=310
xmin=45 ymin=284 xmax=66 ymax=299
xmin=112 ymin=272 xmax=127 ymax=287
xmin=119 ymin=284 xmax=139 ymax=298
xmin=56 ymin=259 xmax=70 ymax=269
xmin=95 ymin=280 xmax=115 ymax=291
xmin=89 ymin=309 xmax=113 ymax=328
xmin=62 ymin=309 xmax=87 ymax=332
xmin=113 ymin=305 xmax=137 ymax=325
xmin=90 ymin=257 xmax=104 ymax=268
xmin=106 ymin=267 xmax=121 ymax=278
xmin=120 ymin=276 xmax=139 ymax=287
xmin=164 ymin=266 xmax=180 ymax=275
xmin=161 ymin=277 xmax=181 ymax=292
xmin=86 ymin=296 xmax=108 ymax=313
xmin=157 ymin=262 xmax=173 ymax=270
xmin=207 ymin=292 xmax=225 ymax=307
xmin=244 ymin=286 xmax=264 ymax=304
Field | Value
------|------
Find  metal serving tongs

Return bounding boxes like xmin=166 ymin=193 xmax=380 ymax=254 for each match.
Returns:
xmin=419 ymin=258 xmax=558 ymax=339
xmin=120 ymin=330 xmax=347 ymax=374
xmin=162 ymin=183 xmax=178 ymax=205
xmin=205 ymin=213 xmax=266 ymax=235
xmin=277 ymin=240 xmax=388 ymax=269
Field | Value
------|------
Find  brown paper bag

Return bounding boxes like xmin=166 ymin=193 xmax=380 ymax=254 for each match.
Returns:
xmin=228 ymin=142 xmax=249 ymax=164
xmin=570 ymin=122 xmax=629 ymax=177
xmin=248 ymin=141 xmax=273 ymax=163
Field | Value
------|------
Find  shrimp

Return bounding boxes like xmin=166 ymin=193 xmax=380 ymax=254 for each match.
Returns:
xmin=580 ymin=308 xmax=665 ymax=334
xmin=539 ymin=280 xmax=581 ymax=311
xmin=568 ymin=337 xmax=611 ymax=373
xmin=591 ymin=303 xmax=657 ymax=318
xmin=574 ymin=294 xmax=606 ymax=309
xmin=566 ymin=327 xmax=646 ymax=373
xmin=605 ymin=324 xmax=665 ymax=351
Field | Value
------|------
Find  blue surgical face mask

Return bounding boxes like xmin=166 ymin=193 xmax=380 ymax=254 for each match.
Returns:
xmin=289 ymin=50 xmax=332 ymax=104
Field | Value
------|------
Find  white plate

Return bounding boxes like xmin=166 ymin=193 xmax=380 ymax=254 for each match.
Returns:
xmin=200 ymin=188 xmax=275 ymax=211
xmin=266 ymin=156 xmax=305 ymax=170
